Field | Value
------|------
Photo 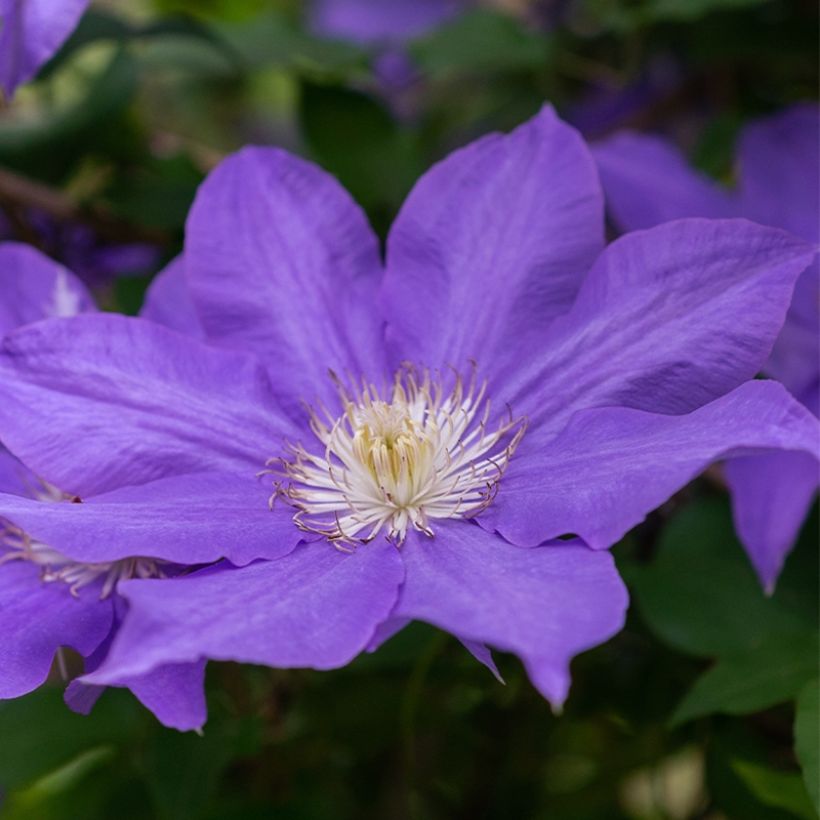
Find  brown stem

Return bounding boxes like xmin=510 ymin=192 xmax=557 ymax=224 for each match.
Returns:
xmin=0 ymin=165 xmax=170 ymax=247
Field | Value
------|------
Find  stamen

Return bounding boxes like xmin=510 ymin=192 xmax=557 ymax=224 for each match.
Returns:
xmin=0 ymin=481 xmax=167 ymax=598
xmin=269 ymin=364 xmax=526 ymax=546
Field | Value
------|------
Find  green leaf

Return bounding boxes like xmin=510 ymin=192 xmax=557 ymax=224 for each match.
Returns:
xmin=627 ymin=497 xmax=816 ymax=658
xmin=409 ymin=10 xmax=549 ymax=77
xmin=0 ymin=687 xmax=141 ymax=791
xmin=732 ymin=760 xmax=817 ymax=820
xmin=0 ymin=48 xmax=139 ymax=179
xmin=796 ymin=679 xmax=820 ymax=814
xmin=142 ymin=714 xmax=261 ymax=820
xmin=671 ymin=631 xmax=818 ymax=724
xmin=579 ymin=0 xmax=768 ymax=32
xmin=218 ymin=11 xmax=366 ymax=80
xmin=299 ymin=83 xmax=422 ymax=222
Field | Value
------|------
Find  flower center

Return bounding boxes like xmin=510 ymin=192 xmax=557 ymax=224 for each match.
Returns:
xmin=0 ymin=480 xmax=165 ymax=599
xmin=270 ymin=365 xmax=526 ymax=546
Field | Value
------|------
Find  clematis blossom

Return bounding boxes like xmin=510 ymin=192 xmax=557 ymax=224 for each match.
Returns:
xmin=0 ymin=107 xmax=817 ymax=725
xmin=0 ymin=0 xmax=89 ymax=97
xmin=593 ymin=104 xmax=820 ymax=590
xmin=0 ymin=244 xmax=216 ymax=731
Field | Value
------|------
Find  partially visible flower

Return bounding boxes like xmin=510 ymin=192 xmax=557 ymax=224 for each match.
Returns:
xmin=308 ymin=0 xmax=463 ymax=113
xmin=0 ymin=0 xmax=89 ymax=98
xmin=0 ymin=209 xmax=160 ymax=289
xmin=0 ymin=108 xmax=816 ymax=723
xmin=593 ymin=104 xmax=820 ymax=591
xmin=0 ymin=243 xmax=217 ymax=731
xmin=309 ymin=0 xmax=461 ymax=45
xmin=563 ymin=55 xmax=682 ymax=140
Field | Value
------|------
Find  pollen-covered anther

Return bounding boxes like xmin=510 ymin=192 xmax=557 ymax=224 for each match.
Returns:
xmin=269 ymin=364 xmax=527 ymax=546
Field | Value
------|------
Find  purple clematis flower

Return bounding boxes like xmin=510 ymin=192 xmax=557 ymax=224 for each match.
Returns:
xmin=0 ymin=243 xmax=214 ymax=731
xmin=0 ymin=0 xmax=89 ymax=97
xmin=0 ymin=107 xmax=816 ymax=725
xmin=593 ymin=104 xmax=820 ymax=591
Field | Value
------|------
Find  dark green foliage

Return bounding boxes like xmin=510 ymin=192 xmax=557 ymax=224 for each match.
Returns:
xmin=0 ymin=0 xmax=817 ymax=816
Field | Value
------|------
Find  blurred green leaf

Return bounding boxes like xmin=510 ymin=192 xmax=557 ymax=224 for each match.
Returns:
xmin=0 ymin=49 xmax=139 ymax=179
xmin=796 ymin=679 xmax=820 ymax=814
xmin=0 ymin=687 xmax=140 ymax=791
xmin=581 ymin=0 xmax=769 ymax=31
xmin=627 ymin=497 xmax=816 ymax=658
xmin=409 ymin=10 xmax=549 ymax=77
xmin=299 ymin=83 xmax=422 ymax=222
xmin=44 ymin=9 xmax=239 ymax=74
xmin=219 ymin=12 xmax=366 ymax=80
xmin=732 ymin=760 xmax=817 ymax=820
xmin=105 ymin=153 xmax=203 ymax=232
xmin=671 ymin=631 xmax=818 ymax=724
xmin=141 ymin=714 xmax=261 ymax=820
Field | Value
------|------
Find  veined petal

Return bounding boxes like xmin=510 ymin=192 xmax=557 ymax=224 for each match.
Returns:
xmin=117 ymin=662 xmax=207 ymax=733
xmin=0 ymin=471 xmax=303 ymax=566
xmin=0 ymin=314 xmax=299 ymax=496
xmin=505 ymin=219 xmax=816 ymax=433
xmin=725 ymin=451 xmax=818 ymax=593
xmin=0 ymin=561 xmax=113 ymax=698
xmin=592 ymin=131 xmax=737 ymax=231
xmin=0 ymin=0 xmax=89 ymax=96
xmin=65 ymin=618 xmax=207 ymax=732
xmin=483 ymin=380 xmax=820 ymax=548
xmin=0 ymin=243 xmax=94 ymax=336
xmin=83 ymin=543 xmax=404 ymax=683
xmin=185 ymin=146 xmax=388 ymax=416
xmin=394 ymin=521 xmax=628 ymax=707
xmin=139 ymin=256 xmax=204 ymax=339
xmin=381 ymin=105 xmax=603 ymax=377
xmin=0 ymin=448 xmax=35 ymax=497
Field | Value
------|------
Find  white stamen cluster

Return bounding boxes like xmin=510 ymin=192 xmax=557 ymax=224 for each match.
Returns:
xmin=269 ymin=365 xmax=526 ymax=546
xmin=0 ymin=480 xmax=164 ymax=599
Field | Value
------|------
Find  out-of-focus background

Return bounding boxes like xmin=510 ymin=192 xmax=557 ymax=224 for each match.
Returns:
xmin=0 ymin=1 xmax=817 ymax=818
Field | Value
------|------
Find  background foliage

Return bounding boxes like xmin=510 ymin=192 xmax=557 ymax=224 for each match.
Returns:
xmin=0 ymin=1 xmax=817 ymax=817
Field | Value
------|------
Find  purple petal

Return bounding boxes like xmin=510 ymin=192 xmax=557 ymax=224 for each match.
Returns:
xmin=65 ymin=618 xmax=207 ymax=732
xmin=0 ymin=0 xmax=89 ymax=96
xmin=366 ymin=617 xmax=409 ymax=651
xmin=504 ymin=219 xmax=816 ymax=434
xmin=83 ymin=543 xmax=404 ymax=683
xmin=738 ymin=104 xmax=819 ymax=244
xmin=0 ymin=242 xmax=94 ymax=336
xmin=725 ymin=451 xmax=818 ymax=593
xmin=381 ymin=105 xmax=603 ymax=379
xmin=484 ymin=380 xmax=819 ymax=549
xmin=766 ymin=260 xmax=819 ymax=401
xmin=0 ymin=561 xmax=112 ymax=698
xmin=0 ymin=314 xmax=298 ymax=496
xmin=118 ymin=662 xmax=207 ymax=732
xmin=394 ymin=521 xmax=628 ymax=707
xmin=0 ymin=448 xmax=35 ymax=496
xmin=0 ymin=471 xmax=302 ymax=566
xmin=139 ymin=256 xmax=204 ymax=340
xmin=592 ymin=132 xmax=738 ymax=231
xmin=185 ymin=147 xmax=387 ymax=415
xmin=309 ymin=0 xmax=460 ymax=44
xmin=739 ymin=106 xmax=820 ymax=403
xmin=460 ymin=639 xmax=504 ymax=683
